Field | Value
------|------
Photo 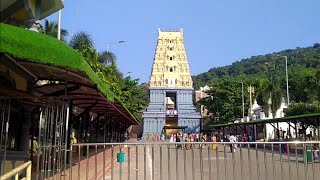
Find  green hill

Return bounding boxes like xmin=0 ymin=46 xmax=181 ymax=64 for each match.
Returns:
xmin=192 ymin=43 xmax=320 ymax=103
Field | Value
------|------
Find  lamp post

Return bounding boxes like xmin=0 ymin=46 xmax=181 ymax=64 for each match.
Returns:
xmin=57 ymin=10 xmax=61 ymax=40
xmin=107 ymin=41 xmax=126 ymax=52
xmin=241 ymin=82 xmax=245 ymax=121
xmin=273 ymin=55 xmax=290 ymax=106
xmin=57 ymin=0 xmax=64 ymax=40
xmin=247 ymin=85 xmax=255 ymax=120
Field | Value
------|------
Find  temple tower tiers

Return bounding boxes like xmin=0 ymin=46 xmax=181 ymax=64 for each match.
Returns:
xmin=142 ymin=29 xmax=201 ymax=138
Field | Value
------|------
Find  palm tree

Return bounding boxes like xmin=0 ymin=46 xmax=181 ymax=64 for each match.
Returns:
xmin=43 ymin=20 xmax=68 ymax=41
xmin=98 ymin=51 xmax=117 ymax=67
xmin=69 ymin=31 xmax=123 ymax=90
xmin=256 ymin=79 xmax=271 ymax=117
xmin=270 ymin=78 xmax=283 ymax=118
xmin=69 ymin=31 xmax=94 ymax=51
xmin=256 ymin=63 xmax=284 ymax=118
xmin=69 ymin=32 xmax=118 ymax=67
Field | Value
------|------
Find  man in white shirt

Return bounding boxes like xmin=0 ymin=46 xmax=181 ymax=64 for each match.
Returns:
xmin=229 ymin=134 xmax=237 ymax=153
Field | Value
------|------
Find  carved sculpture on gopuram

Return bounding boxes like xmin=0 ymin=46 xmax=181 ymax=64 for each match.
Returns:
xmin=142 ymin=29 xmax=201 ymax=138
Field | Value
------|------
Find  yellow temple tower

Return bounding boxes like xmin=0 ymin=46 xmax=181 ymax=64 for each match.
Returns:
xmin=143 ymin=29 xmax=201 ymax=137
xmin=149 ymin=29 xmax=193 ymax=89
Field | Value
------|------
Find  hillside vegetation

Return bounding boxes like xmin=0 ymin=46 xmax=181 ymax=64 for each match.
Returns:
xmin=193 ymin=43 xmax=320 ymax=124
xmin=193 ymin=43 xmax=320 ymax=103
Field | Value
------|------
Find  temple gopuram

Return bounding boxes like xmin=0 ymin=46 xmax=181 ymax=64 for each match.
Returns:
xmin=142 ymin=29 xmax=201 ymax=137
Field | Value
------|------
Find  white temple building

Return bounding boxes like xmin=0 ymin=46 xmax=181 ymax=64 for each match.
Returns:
xmin=246 ymin=99 xmax=313 ymax=140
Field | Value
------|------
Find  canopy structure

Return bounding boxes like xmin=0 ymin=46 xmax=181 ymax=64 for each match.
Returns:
xmin=210 ymin=113 xmax=320 ymax=140
xmin=211 ymin=113 xmax=320 ymax=128
xmin=0 ymin=22 xmax=138 ymax=125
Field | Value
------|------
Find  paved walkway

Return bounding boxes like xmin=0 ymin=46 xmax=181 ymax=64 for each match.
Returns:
xmin=51 ymin=140 xmax=135 ymax=180
xmin=58 ymin=142 xmax=320 ymax=180
xmin=104 ymin=144 xmax=320 ymax=180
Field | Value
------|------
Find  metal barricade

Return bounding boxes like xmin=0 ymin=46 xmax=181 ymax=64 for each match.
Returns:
xmin=0 ymin=161 xmax=32 ymax=180
xmin=60 ymin=141 xmax=320 ymax=180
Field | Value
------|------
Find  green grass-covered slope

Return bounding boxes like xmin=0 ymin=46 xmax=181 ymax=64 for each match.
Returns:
xmin=0 ymin=23 xmax=115 ymax=102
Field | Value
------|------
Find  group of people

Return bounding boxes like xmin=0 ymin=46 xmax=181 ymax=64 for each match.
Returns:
xmin=144 ymin=133 xmax=165 ymax=141
xmin=210 ymin=133 xmax=238 ymax=152
xmin=168 ymin=132 xmax=208 ymax=149
xmin=144 ymin=132 xmax=256 ymax=153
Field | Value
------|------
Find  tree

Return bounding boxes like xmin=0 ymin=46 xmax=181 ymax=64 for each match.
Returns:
xmin=99 ymin=51 xmax=117 ymax=67
xmin=256 ymin=63 xmax=283 ymax=119
xmin=192 ymin=43 xmax=320 ymax=106
xmin=69 ymin=32 xmax=104 ymax=73
xmin=43 ymin=19 xmax=68 ymax=41
xmin=120 ymin=77 xmax=149 ymax=120
xmin=197 ymin=78 xmax=247 ymax=124
xmin=270 ymin=80 xmax=283 ymax=118
xmin=69 ymin=31 xmax=148 ymax=121
xmin=69 ymin=31 xmax=94 ymax=51
xmin=256 ymin=79 xmax=271 ymax=117
xmin=286 ymin=102 xmax=320 ymax=116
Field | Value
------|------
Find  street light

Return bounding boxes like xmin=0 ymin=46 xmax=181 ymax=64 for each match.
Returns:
xmin=273 ymin=55 xmax=290 ymax=106
xmin=107 ymin=40 xmax=126 ymax=51
xmin=57 ymin=0 xmax=64 ymax=40
xmin=241 ymin=82 xmax=245 ymax=121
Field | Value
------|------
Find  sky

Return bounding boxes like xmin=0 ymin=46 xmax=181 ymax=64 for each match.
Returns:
xmin=48 ymin=0 xmax=320 ymax=83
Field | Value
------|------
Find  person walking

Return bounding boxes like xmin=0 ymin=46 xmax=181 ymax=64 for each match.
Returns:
xmin=170 ymin=134 xmax=174 ymax=143
xmin=211 ymin=134 xmax=217 ymax=150
xmin=161 ymin=133 xmax=165 ymax=141
xmin=220 ymin=133 xmax=224 ymax=142
xmin=284 ymin=135 xmax=290 ymax=154
xmin=229 ymin=133 xmax=236 ymax=153
xmin=202 ymin=133 xmax=207 ymax=148
xmin=152 ymin=133 xmax=156 ymax=141
xmin=176 ymin=132 xmax=182 ymax=149
xmin=190 ymin=133 xmax=195 ymax=149
xmin=199 ymin=133 xmax=203 ymax=148
xmin=186 ymin=133 xmax=191 ymax=150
